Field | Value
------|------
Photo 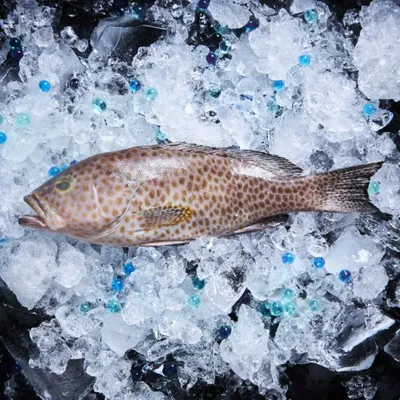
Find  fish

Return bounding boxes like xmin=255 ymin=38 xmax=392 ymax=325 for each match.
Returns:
xmin=18 ymin=143 xmax=383 ymax=247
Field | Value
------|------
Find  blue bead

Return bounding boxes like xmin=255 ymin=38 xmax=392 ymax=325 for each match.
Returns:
xmin=368 ymin=181 xmax=380 ymax=196
xmin=10 ymin=38 xmax=22 ymax=50
xmin=206 ymin=52 xmax=218 ymax=65
xmin=281 ymin=288 xmax=294 ymax=302
xmin=39 ymin=80 xmax=51 ymax=92
xmin=192 ymin=276 xmax=206 ymax=290
xmin=48 ymin=166 xmax=61 ymax=177
xmin=312 ymin=257 xmax=325 ymax=269
xmin=197 ymin=0 xmax=210 ymax=11
xmin=10 ymin=363 xmax=22 ymax=375
xmin=0 ymin=237 xmax=8 ymax=244
xmin=309 ymin=299 xmax=320 ymax=311
xmin=339 ymin=269 xmax=352 ymax=283
xmin=92 ymin=97 xmax=107 ymax=112
xmin=363 ymin=103 xmax=377 ymax=117
xmin=123 ymin=262 xmax=136 ymax=276
xmin=145 ymin=88 xmax=158 ymax=101
xmin=304 ymin=9 xmax=318 ymax=24
xmin=282 ymin=251 xmax=295 ymax=265
xmin=0 ymin=132 xmax=7 ymax=144
xmin=240 ymin=94 xmax=253 ymax=101
xmin=111 ymin=277 xmax=124 ymax=292
xmin=259 ymin=302 xmax=270 ymax=316
xmin=70 ymin=160 xmax=77 ymax=165
xmin=11 ymin=49 xmax=23 ymax=61
xmin=106 ymin=298 xmax=122 ymax=313
xmin=270 ymin=301 xmax=284 ymax=316
xmin=188 ymin=294 xmax=201 ymax=308
xmin=80 ymin=302 xmax=90 ymax=314
xmin=163 ymin=361 xmax=178 ymax=377
xmin=244 ymin=16 xmax=259 ymax=32
xmin=284 ymin=302 xmax=296 ymax=316
xmin=299 ymin=54 xmax=311 ymax=67
xmin=129 ymin=79 xmax=142 ymax=92
xmin=273 ymin=80 xmax=285 ymax=92
xmin=16 ymin=112 xmax=31 ymax=126
xmin=218 ymin=325 xmax=232 ymax=339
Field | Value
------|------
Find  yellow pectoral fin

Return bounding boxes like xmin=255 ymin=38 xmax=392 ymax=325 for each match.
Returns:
xmin=135 ymin=205 xmax=194 ymax=229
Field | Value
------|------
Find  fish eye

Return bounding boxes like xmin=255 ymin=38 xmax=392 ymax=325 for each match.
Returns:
xmin=54 ymin=177 xmax=75 ymax=194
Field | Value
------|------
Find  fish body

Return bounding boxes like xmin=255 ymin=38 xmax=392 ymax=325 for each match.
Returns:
xmin=19 ymin=143 xmax=382 ymax=247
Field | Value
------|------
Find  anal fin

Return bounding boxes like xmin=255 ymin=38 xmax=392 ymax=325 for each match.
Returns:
xmin=226 ymin=214 xmax=289 ymax=236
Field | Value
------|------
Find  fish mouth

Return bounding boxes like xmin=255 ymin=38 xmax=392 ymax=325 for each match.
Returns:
xmin=18 ymin=194 xmax=48 ymax=229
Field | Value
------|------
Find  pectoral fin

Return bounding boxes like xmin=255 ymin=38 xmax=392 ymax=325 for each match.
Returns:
xmin=135 ymin=205 xmax=194 ymax=230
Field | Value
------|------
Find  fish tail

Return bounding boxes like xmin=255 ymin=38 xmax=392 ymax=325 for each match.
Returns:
xmin=315 ymin=162 xmax=383 ymax=213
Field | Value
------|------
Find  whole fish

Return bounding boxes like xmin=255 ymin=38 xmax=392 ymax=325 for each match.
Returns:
xmin=19 ymin=143 xmax=382 ymax=247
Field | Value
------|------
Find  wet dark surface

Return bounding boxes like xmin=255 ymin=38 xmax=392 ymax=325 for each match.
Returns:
xmin=0 ymin=0 xmax=400 ymax=399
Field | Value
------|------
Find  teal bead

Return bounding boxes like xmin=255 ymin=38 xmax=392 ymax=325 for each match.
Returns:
xmin=259 ymin=302 xmax=270 ymax=316
xmin=284 ymin=302 xmax=296 ymax=316
xmin=210 ymin=89 xmax=221 ymax=98
xmin=155 ymin=127 xmax=167 ymax=142
xmin=309 ymin=299 xmax=320 ymax=312
xmin=368 ymin=181 xmax=380 ymax=196
xmin=281 ymin=288 xmax=295 ymax=302
xmin=80 ymin=302 xmax=91 ymax=315
xmin=267 ymin=99 xmax=279 ymax=113
xmin=16 ymin=112 xmax=31 ymax=126
xmin=219 ymin=40 xmax=232 ymax=54
xmin=216 ymin=24 xmax=229 ymax=36
xmin=92 ymin=97 xmax=107 ymax=112
xmin=270 ymin=301 xmax=284 ymax=316
xmin=192 ymin=276 xmax=206 ymax=290
xmin=145 ymin=87 xmax=158 ymax=101
xmin=304 ymin=9 xmax=318 ymax=24
xmin=188 ymin=294 xmax=201 ymax=308
xmin=106 ymin=298 xmax=122 ymax=313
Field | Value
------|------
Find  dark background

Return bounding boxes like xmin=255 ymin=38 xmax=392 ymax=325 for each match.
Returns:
xmin=1 ymin=0 xmax=400 ymax=399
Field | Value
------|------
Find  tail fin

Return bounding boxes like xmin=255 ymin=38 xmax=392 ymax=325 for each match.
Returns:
xmin=317 ymin=162 xmax=383 ymax=213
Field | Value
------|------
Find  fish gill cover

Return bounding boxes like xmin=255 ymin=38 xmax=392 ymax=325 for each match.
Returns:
xmin=0 ymin=0 xmax=400 ymax=399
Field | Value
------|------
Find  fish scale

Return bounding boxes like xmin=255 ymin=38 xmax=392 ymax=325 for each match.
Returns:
xmin=19 ymin=143 xmax=383 ymax=247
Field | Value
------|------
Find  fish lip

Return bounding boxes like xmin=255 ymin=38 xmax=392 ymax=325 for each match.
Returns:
xmin=19 ymin=194 xmax=48 ymax=229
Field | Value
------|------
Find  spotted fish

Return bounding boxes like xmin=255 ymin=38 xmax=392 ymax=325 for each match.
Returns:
xmin=18 ymin=143 xmax=383 ymax=247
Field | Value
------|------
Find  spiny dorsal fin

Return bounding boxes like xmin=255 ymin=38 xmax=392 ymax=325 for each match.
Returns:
xmin=163 ymin=142 xmax=304 ymax=179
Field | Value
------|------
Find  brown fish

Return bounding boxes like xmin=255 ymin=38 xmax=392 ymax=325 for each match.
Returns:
xmin=18 ymin=143 xmax=382 ymax=247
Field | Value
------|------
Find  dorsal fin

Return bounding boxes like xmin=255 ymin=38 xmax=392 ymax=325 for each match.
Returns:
xmin=163 ymin=142 xmax=304 ymax=179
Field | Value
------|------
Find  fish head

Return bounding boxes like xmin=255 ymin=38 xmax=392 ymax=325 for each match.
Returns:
xmin=19 ymin=156 xmax=133 ymax=240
